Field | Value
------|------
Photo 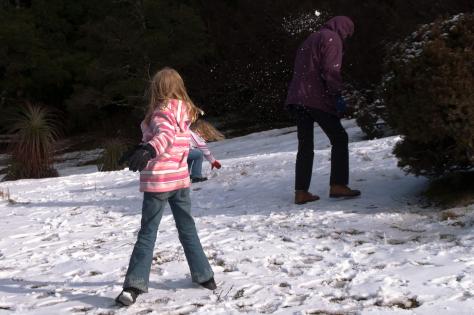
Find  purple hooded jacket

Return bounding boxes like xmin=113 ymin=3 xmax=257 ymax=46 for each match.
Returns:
xmin=286 ymin=16 xmax=354 ymax=115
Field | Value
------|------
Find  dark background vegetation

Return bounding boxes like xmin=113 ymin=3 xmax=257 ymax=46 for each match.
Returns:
xmin=1 ymin=0 xmax=473 ymax=142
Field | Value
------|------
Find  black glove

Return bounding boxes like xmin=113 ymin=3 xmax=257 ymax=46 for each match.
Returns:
xmin=336 ymin=95 xmax=347 ymax=113
xmin=127 ymin=144 xmax=156 ymax=172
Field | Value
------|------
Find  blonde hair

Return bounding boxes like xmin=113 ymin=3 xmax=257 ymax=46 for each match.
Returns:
xmin=144 ymin=67 xmax=203 ymax=124
xmin=191 ymin=119 xmax=225 ymax=142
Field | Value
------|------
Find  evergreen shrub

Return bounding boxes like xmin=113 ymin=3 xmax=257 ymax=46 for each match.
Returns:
xmin=384 ymin=13 xmax=474 ymax=176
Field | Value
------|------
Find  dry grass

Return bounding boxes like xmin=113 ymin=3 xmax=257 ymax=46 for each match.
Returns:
xmin=4 ymin=104 xmax=59 ymax=180
xmin=0 ymin=187 xmax=10 ymax=200
xmin=440 ymin=210 xmax=463 ymax=221
xmin=97 ymin=139 xmax=128 ymax=172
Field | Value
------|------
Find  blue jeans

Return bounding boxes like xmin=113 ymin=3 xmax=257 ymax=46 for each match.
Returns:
xmin=123 ymin=188 xmax=214 ymax=292
xmin=187 ymin=148 xmax=204 ymax=178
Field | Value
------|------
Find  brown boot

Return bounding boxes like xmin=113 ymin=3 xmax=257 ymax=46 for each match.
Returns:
xmin=329 ymin=185 xmax=361 ymax=198
xmin=295 ymin=190 xmax=320 ymax=205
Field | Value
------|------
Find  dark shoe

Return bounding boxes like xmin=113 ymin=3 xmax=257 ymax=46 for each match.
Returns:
xmin=191 ymin=177 xmax=208 ymax=183
xmin=115 ymin=287 xmax=140 ymax=306
xmin=295 ymin=190 xmax=320 ymax=205
xmin=329 ymin=185 xmax=361 ymax=198
xmin=200 ymin=277 xmax=217 ymax=290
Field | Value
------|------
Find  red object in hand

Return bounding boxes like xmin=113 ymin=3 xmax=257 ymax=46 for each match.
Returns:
xmin=211 ymin=160 xmax=221 ymax=170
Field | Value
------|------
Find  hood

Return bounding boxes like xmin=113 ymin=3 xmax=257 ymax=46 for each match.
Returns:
xmin=140 ymin=99 xmax=188 ymax=142
xmin=165 ymin=99 xmax=189 ymax=133
xmin=322 ymin=16 xmax=354 ymax=40
xmin=175 ymin=100 xmax=189 ymax=133
xmin=160 ymin=99 xmax=189 ymax=133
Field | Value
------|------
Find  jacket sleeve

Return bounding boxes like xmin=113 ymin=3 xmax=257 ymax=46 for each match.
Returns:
xmin=190 ymin=131 xmax=216 ymax=163
xmin=147 ymin=108 xmax=177 ymax=157
xmin=140 ymin=120 xmax=153 ymax=143
xmin=320 ymin=34 xmax=343 ymax=95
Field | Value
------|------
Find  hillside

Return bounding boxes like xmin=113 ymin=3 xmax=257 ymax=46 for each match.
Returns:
xmin=0 ymin=121 xmax=473 ymax=314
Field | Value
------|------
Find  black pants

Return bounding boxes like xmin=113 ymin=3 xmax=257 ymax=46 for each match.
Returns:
xmin=294 ymin=106 xmax=349 ymax=191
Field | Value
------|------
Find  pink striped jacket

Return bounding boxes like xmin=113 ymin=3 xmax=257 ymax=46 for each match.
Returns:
xmin=190 ymin=131 xmax=216 ymax=163
xmin=139 ymin=99 xmax=191 ymax=193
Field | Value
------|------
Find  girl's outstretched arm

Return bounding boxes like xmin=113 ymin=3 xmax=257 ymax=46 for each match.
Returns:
xmin=190 ymin=131 xmax=216 ymax=163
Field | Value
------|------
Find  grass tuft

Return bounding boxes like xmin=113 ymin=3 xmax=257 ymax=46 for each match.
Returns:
xmin=97 ymin=139 xmax=128 ymax=172
xmin=4 ymin=104 xmax=59 ymax=180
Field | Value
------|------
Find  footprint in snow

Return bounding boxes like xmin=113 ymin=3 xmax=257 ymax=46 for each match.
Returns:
xmin=299 ymin=279 xmax=322 ymax=289
xmin=68 ymin=306 xmax=94 ymax=313
xmin=168 ymin=304 xmax=198 ymax=314
xmin=282 ymin=294 xmax=308 ymax=308
xmin=255 ymin=299 xmax=282 ymax=313
xmin=239 ymin=284 xmax=264 ymax=297
xmin=35 ymin=298 xmax=67 ymax=307
xmin=281 ymin=266 xmax=304 ymax=277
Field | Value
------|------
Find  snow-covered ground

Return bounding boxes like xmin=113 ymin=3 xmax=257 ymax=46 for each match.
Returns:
xmin=1 ymin=120 xmax=473 ymax=315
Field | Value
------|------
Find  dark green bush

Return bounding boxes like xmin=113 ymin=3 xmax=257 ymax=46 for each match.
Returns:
xmin=384 ymin=13 xmax=474 ymax=176
xmin=350 ymin=86 xmax=392 ymax=139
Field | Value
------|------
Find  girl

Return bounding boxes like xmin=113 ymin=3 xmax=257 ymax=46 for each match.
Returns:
xmin=188 ymin=120 xmax=224 ymax=183
xmin=116 ymin=68 xmax=216 ymax=306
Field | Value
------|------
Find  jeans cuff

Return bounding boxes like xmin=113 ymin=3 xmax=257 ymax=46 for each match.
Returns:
xmin=123 ymin=276 xmax=149 ymax=293
xmin=191 ymin=269 xmax=214 ymax=284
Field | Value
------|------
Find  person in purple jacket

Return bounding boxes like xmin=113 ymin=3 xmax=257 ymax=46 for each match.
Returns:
xmin=286 ymin=16 xmax=361 ymax=205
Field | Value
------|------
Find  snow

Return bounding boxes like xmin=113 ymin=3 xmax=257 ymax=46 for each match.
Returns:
xmin=282 ymin=10 xmax=327 ymax=36
xmin=1 ymin=120 xmax=474 ymax=314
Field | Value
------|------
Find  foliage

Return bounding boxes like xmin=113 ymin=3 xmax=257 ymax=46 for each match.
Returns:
xmin=66 ymin=0 xmax=213 ymax=133
xmin=384 ymin=13 xmax=474 ymax=176
xmin=425 ymin=172 xmax=474 ymax=208
xmin=0 ymin=0 xmax=472 ymax=137
xmin=0 ymin=0 xmax=212 ymax=135
xmin=353 ymin=87 xmax=393 ymax=139
xmin=97 ymin=139 xmax=128 ymax=172
xmin=4 ymin=104 xmax=59 ymax=180
xmin=196 ymin=0 xmax=473 ymax=132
